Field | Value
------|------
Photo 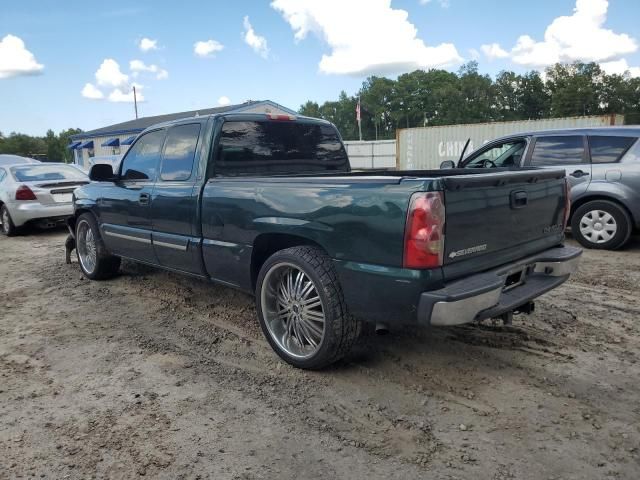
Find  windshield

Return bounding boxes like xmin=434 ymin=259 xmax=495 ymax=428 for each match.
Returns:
xmin=10 ymin=164 xmax=87 ymax=182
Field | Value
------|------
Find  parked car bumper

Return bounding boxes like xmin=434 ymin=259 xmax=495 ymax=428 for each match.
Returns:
xmin=8 ymin=201 xmax=74 ymax=227
xmin=417 ymin=245 xmax=582 ymax=326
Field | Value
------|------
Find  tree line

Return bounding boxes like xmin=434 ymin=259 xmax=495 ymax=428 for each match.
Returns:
xmin=299 ymin=61 xmax=640 ymax=141
xmin=0 ymin=128 xmax=82 ymax=162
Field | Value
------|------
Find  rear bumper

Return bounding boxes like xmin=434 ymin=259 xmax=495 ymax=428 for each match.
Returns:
xmin=417 ymin=245 xmax=582 ymax=326
xmin=8 ymin=201 xmax=74 ymax=227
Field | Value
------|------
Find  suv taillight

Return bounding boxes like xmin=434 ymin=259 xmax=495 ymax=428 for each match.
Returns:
xmin=15 ymin=185 xmax=37 ymax=201
xmin=563 ymin=179 xmax=571 ymax=228
xmin=403 ymin=192 xmax=445 ymax=269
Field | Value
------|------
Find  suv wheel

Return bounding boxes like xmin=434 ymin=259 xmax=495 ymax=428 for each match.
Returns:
xmin=571 ymin=200 xmax=632 ymax=250
xmin=256 ymin=246 xmax=361 ymax=370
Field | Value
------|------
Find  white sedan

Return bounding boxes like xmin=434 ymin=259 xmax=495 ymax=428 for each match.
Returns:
xmin=0 ymin=163 xmax=89 ymax=236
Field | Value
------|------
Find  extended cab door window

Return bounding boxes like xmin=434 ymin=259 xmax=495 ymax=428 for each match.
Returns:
xmin=159 ymin=124 xmax=201 ymax=181
xmin=463 ymin=139 xmax=527 ymax=168
xmin=215 ymin=120 xmax=349 ymax=176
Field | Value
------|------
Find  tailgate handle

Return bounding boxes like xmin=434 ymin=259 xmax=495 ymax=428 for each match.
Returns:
xmin=510 ymin=190 xmax=528 ymax=209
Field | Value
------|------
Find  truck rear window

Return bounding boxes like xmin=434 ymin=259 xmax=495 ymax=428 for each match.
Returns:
xmin=215 ymin=121 xmax=349 ymax=176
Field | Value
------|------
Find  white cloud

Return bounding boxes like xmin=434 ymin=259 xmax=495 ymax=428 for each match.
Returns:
xmin=194 ymin=39 xmax=224 ymax=58
xmin=108 ymin=84 xmax=144 ymax=103
xmin=506 ymin=0 xmax=637 ymax=68
xmin=600 ymin=58 xmax=640 ymax=78
xmin=243 ymin=16 xmax=269 ymax=59
xmin=419 ymin=0 xmax=450 ymax=7
xmin=138 ymin=37 xmax=158 ymax=52
xmin=0 ymin=34 xmax=44 ymax=79
xmin=218 ymin=96 xmax=231 ymax=106
xmin=83 ymin=59 xmax=148 ymax=102
xmin=481 ymin=42 xmax=509 ymax=60
xmin=129 ymin=59 xmax=168 ymax=80
xmin=271 ymin=0 xmax=462 ymax=76
xmin=81 ymin=83 xmax=104 ymax=100
xmin=95 ymin=59 xmax=129 ymax=89
xmin=468 ymin=48 xmax=480 ymax=60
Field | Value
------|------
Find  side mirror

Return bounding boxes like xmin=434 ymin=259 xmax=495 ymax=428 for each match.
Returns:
xmin=89 ymin=163 xmax=115 ymax=182
xmin=440 ymin=160 xmax=456 ymax=169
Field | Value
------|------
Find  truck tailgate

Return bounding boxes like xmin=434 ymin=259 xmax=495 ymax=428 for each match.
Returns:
xmin=441 ymin=169 xmax=568 ymax=280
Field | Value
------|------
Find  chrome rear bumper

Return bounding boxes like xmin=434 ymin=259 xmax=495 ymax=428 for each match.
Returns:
xmin=417 ymin=245 xmax=582 ymax=326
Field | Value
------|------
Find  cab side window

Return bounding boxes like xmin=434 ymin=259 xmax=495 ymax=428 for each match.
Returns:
xmin=120 ymin=130 xmax=166 ymax=181
xmin=465 ymin=139 xmax=526 ymax=168
xmin=530 ymin=136 xmax=584 ymax=166
xmin=160 ymin=124 xmax=201 ymax=181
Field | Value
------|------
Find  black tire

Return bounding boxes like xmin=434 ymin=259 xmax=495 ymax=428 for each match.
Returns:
xmin=0 ymin=205 xmax=18 ymax=237
xmin=571 ymin=200 xmax=632 ymax=250
xmin=75 ymin=213 xmax=121 ymax=280
xmin=255 ymin=246 xmax=361 ymax=370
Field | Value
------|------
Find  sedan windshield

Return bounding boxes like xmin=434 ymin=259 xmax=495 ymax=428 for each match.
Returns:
xmin=10 ymin=164 xmax=87 ymax=182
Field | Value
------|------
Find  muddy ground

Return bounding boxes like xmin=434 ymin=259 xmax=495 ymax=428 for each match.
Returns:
xmin=1 ymin=229 xmax=639 ymax=480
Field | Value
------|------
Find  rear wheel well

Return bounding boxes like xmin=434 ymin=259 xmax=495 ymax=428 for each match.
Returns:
xmin=251 ymin=234 xmax=327 ymax=290
xmin=570 ymin=195 xmax=635 ymax=226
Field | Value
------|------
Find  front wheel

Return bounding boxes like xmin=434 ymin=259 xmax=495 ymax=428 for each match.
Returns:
xmin=75 ymin=213 xmax=121 ymax=279
xmin=255 ymin=246 xmax=361 ymax=369
xmin=571 ymin=200 xmax=632 ymax=250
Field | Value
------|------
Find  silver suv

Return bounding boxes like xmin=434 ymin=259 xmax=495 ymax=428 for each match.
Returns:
xmin=458 ymin=127 xmax=640 ymax=250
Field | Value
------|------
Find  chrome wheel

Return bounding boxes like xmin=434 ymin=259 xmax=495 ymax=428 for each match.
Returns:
xmin=1 ymin=208 xmax=9 ymax=234
xmin=77 ymin=219 xmax=97 ymax=273
xmin=260 ymin=262 xmax=325 ymax=359
xmin=579 ymin=209 xmax=617 ymax=244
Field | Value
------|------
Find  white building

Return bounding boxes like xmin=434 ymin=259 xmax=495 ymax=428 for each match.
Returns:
xmin=68 ymin=100 xmax=297 ymax=169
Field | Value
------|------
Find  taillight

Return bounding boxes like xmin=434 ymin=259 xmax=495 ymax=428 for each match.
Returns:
xmin=266 ymin=113 xmax=296 ymax=121
xmin=403 ymin=192 xmax=445 ymax=269
xmin=563 ymin=179 xmax=571 ymax=228
xmin=15 ymin=185 xmax=37 ymax=201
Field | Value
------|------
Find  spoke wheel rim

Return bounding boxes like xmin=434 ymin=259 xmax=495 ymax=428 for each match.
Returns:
xmin=261 ymin=262 xmax=326 ymax=359
xmin=77 ymin=220 xmax=97 ymax=273
xmin=1 ymin=209 xmax=9 ymax=233
xmin=579 ymin=209 xmax=617 ymax=244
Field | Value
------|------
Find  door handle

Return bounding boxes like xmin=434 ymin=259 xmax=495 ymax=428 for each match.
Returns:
xmin=570 ymin=170 xmax=589 ymax=178
xmin=510 ymin=190 xmax=528 ymax=209
xmin=138 ymin=193 xmax=150 ymax=205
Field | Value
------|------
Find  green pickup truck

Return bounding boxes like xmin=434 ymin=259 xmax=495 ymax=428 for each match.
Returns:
xmin=68 ymin=113 xmax=581 ymax=369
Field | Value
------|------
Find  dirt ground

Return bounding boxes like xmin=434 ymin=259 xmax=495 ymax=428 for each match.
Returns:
xmin=1 ymin=229 xmax=639 ymax=480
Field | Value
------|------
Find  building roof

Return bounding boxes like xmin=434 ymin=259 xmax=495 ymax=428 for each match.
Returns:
xmin=70 ymin=100 xmax=296 ymax=140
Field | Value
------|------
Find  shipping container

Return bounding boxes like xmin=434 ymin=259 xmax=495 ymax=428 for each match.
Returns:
xmin=397 ymin=114 xmax=624 ymax=170
xmin=344 ymin=140 xmax=396 ymax=169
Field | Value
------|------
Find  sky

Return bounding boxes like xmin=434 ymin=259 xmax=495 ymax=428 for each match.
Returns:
xmin=1 ymin=0 xmax=639 ymax=136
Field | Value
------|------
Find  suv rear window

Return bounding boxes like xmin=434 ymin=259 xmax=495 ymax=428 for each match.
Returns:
xmin=589 ymin=136 xmax=637 ymax=164
xmin=530 ymin=136 xmax=584 ymax=166
xmin=215 ymin=121 xmax=349 ymax=176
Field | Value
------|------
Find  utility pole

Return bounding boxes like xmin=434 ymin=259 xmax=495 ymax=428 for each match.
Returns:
xmin=133 ymin=86 xmax=139 ymax=119
xmin=356 ymin=96 xmax=362 ymax=141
